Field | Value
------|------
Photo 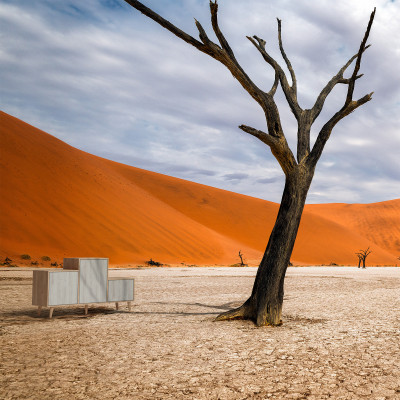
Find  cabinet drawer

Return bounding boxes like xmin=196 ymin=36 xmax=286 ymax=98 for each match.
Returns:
xmin=108 ymin=279 xmax=134 ymax=302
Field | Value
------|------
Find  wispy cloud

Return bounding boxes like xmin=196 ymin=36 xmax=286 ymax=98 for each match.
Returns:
xmin=1 ymin=0 xmax=399 ymax=203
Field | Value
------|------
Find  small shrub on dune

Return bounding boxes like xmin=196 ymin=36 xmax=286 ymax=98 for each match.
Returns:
xmin=145 ymin=258 xmax=163 ymax=267
xmin=41 ymin=256 xmax=51 ymax=262
xmin=20 ymin=254 xmax=31 ymax=260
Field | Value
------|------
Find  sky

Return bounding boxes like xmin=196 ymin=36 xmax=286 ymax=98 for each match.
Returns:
xmin=1 ymin=0 xmax=399 ymax=204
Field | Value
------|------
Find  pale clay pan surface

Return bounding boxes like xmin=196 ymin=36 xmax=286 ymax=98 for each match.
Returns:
xmin=1 ymin=266 xmax=399 ymax=399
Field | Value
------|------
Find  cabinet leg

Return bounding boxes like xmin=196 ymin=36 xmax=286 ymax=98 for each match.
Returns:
xmin=85 ymin=304 xmax=88 ymax=315
xmin=37 ymin=306 xmax=42 ymax=316
xmin=49 ymin=307 xmax=54 ymax=319
xmin=115 ymin=302 xmax=119 ymax=310
xmin=128 ymin=301 xmax=132 ymax=312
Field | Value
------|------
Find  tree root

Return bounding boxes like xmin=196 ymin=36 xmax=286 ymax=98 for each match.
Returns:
xmin=214 ymin=304 xmax=249 ymax=321
xmin=215 ymin=301 xmax=283 ymax=327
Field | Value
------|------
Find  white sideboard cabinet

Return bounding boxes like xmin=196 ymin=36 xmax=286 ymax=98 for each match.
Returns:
xmin=32 ymin=258 xmax=134 ymax=318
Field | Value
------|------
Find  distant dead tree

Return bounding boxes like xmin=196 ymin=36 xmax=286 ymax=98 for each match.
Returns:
xmin=238 ymin=250 xmax=246 ymax=266
xmin=356 ymin=253 xmax=363 ymax=268
xmin=123 ymin=0 xmax=376 ymax=326
xmin=356 ymin=247 xmax=372 ymax=268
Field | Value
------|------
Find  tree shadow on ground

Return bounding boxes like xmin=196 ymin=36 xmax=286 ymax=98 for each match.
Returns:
xmin=0 ymin=302 xmax=328 ymax=328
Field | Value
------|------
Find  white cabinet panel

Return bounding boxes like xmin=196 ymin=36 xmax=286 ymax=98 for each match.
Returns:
xmin=108 ymin=279 xmax=134 ymax=302
xmin=78 ymin=259 xmax=108 ymax=303
xmin=48 ymin=271 xmax=79 ymax=305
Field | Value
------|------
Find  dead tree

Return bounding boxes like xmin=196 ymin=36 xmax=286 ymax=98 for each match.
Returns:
xmin=123 ymin=0 xmax=376 ymax=326
xmin=357 ymin=247 xmax=372 ymax=268
xmin=356 ymin=253 xmax=363 ymax=268
xmin=238 ymin=250 xmax=246 ymax=266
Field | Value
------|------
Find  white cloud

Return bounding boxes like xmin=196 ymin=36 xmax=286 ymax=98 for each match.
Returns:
xmin=1 ymin=0 xmax=399 ymax=203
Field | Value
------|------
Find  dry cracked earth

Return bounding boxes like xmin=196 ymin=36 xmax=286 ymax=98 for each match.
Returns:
xmin=1 ymin=266 xmax=399 ymax=399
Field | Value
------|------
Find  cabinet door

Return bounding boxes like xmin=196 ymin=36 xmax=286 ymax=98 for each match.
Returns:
xmin=108 ymin=279 xmax=134 ymax=302
xmin=48 ymin=271 xmax=78 ymax=306
xmin=78 ymin=259 xmax=108 ymax=303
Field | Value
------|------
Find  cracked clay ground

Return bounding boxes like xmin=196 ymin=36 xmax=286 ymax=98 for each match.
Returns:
xmin=1 ymin=266 xmax=399 ymax=399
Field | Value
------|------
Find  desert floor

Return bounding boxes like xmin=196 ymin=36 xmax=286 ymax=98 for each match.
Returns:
xmin=1 ymin=266 xmax=399 ymax=400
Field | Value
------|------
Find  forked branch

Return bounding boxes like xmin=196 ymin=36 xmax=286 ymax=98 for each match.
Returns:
xmin=124 ymin=0 xmax=297 ymax=177
xmin=124 ymin=0 xmax=374 ymax=178
xmin=346 ymin=8 xmax=376 ymax=105
xmin=247 ymin=33 xmax=302 ymax=120
xmin=358 ymin=247 xmax=372 ymax=258
xmin=125 ymin=0 xmax=264 ymax=105
xmin=194 ymin=19 xmax=212 ymax=45
xmin=311 ymin=45 xmax=371 ymax=123
xmin=308 ymin=91 xmax=373 ymax=167
xmin=308 ymin=9 xmax=376 ymax=167
xmin=210 ymin=1 xmax=235 ymax=60
xmin=239 ymin=125 xmax=297 ymax=175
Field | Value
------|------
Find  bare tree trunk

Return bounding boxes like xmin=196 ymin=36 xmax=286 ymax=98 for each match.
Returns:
xmin=238 ymin=251 xmax=245 ymax=266
xmin=217 ymin=166 xmax=313 ymax=326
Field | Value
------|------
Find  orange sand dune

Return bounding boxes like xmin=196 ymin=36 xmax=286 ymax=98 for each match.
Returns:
xmin=0 ymin=111 xmax=398 ymax=265
xmin=306 ymin=201 xmax=400 ymax=258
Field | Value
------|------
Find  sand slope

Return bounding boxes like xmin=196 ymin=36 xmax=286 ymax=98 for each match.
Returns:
xmin=0 ymin=111 xmax=398 ymax=265
xmin=306 ymin=201 xmax=400 ymax=258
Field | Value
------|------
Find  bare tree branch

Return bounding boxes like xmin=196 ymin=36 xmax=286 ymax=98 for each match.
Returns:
xmin=269 ymin=71 xmax=279 ymax=96
xmin=204 ymin=1 xmax=266 ymax=106
xmin=247 ymin=35 xmax=302 ymax=120
xmin=239 ymin=125 xmax=278 ymax=147
xmin=308 ymin=92 xmax=373 ymax=167
xmin=209 ymin=1 xmax=236 ymax=60
xmin=311 ymin=45 xmax=371 ymax=123
xmin=124 ymin=0 xmax=298 ymax=176
xmin=307 ymin=9 xmax=376 ymax=167
xmin=124 ymin=1 xmax=267 ymax=113
xmin=124 ymin=0 xmax=208 ymax=53
xmin=338 ymin=74 xmax=364 ymax=84
xmin=239 ymin=125 xmax=297 ymax=175
xmin=277 ymin=18 xmax=297 ymax=93
xmin=124 ymin=0 xmax=374 ymax=179
xmin=346 ymin=8 xmax=376 ymax=105
xmin=194 ymin=19 xmax=212 ymax=45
